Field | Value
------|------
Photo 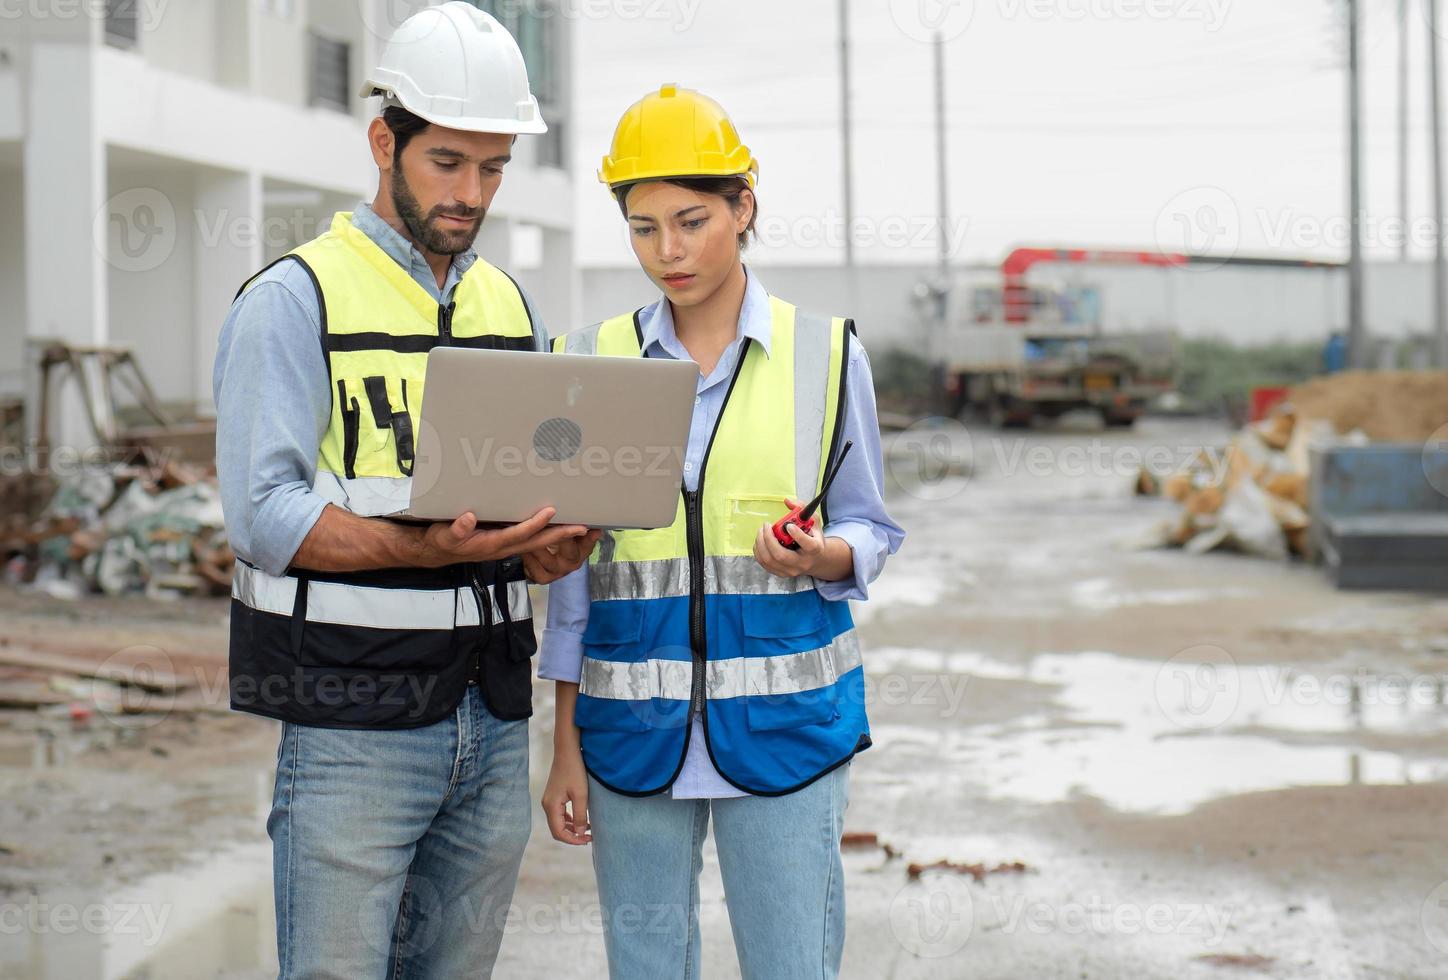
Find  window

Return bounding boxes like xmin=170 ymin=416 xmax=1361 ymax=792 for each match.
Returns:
xmin=309 ymin=31 xmax=351 ymax=113
xmin=465 ymin=1 xmax=565 ymax=169
xmin=104 ymin=0 xmax=139 ymax=49
xmin=469 ymin=0 xmax=557 ymax=104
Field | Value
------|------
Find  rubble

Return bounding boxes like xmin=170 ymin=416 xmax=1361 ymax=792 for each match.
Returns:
xmin=1137 ymin=371 xmax=1448 ymax=560
xmin=905 ymin=859 xmax=1031 ymax=883
xmin=0 ymin=456 xmax=232 ymax=599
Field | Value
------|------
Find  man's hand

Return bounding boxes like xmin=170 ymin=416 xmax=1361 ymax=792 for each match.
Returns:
xmin=752 ymin=497 xmax=855 ymax=582
xmin=420 ymin=508 xmax=592 ymax=567
xmin=523 ymin=529 xmax=604 ymax=584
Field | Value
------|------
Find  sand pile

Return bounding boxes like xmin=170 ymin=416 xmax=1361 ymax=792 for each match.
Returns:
xmin=1286 ymin=370 xmax=1448 ymax=442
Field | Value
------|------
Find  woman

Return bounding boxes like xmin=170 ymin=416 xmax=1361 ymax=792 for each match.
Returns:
xmin=540 ymin=84 xmax=904 ymax=979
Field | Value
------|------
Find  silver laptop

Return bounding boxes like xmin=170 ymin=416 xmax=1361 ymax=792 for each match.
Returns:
xmin=405 ymin=346 xmax=697 ymax=529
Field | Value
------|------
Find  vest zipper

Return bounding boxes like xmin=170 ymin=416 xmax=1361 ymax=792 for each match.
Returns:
xmin=683 ymin=487 xmax=706 ymax=721
xmin=439 ymin=301 xmax=455 ymax=344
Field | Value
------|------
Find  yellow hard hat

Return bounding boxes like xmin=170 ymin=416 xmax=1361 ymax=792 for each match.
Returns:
xmin=599 ymin=84 xmax=758 ymax=190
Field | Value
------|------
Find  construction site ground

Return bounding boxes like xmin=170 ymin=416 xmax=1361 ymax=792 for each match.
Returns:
xmin=2 ymin=416 xmax=1446 ymax=979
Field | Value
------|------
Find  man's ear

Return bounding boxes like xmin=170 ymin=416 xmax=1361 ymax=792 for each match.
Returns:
xmin=368 ymin=117 xmax=394 ymax=173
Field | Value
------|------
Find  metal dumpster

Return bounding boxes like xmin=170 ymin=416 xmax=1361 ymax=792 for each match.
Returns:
xmin=1309 ymin=444 xmax=1448 ymax=591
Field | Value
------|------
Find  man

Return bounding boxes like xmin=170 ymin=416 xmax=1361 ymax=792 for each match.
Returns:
xmin=213 ymin=5 xmax=599 ymax=976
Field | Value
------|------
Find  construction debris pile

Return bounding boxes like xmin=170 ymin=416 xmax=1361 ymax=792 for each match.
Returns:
xmin=1137 ymin=370 xmax=1448 ymax=560
xmin=1 ymin=458 xmax=233 ymax=600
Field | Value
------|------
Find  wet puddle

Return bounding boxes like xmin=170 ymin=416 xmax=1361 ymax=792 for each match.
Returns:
xmin=864 ymin=647 xmax=1448 ymax=815
xmin=0 ymin=841 xmax=275 ymax=980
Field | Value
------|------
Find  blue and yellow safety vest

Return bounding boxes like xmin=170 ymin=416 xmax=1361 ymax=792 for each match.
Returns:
xmin=553 ymin=297 xmax=868 ymax=795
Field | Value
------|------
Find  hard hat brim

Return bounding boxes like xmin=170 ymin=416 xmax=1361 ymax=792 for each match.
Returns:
xmin=360 ymin=84 xmax=549 ymax=136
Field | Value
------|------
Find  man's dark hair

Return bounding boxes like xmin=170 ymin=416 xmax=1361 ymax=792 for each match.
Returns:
xmin=382 ymin=105 xmax=431 ymax=165
xmin=614 ymin=175 xmax=759 ymax=249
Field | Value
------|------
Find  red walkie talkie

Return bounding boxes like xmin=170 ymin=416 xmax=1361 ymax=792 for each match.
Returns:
xmin=771 ymin=440 xmax=854 ymax=549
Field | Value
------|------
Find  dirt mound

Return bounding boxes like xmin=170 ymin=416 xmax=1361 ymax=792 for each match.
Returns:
xmin=1286 ymin=370 xmax=1448 ymax=442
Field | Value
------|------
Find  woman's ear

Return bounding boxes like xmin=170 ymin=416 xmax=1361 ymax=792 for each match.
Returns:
xmin=734 ymin=187 xmax=756 ymax=234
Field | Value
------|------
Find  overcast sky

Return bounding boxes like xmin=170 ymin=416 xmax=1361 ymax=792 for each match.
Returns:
xmin=570 ymin=0 xmax=1440 ymax=268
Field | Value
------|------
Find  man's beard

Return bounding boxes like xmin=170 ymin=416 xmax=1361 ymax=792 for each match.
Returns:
xmin=390 ymin=167 xmax=484 ymax=256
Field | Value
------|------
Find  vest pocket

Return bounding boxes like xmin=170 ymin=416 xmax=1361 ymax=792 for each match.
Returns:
xmin=575 ymin=603 xmax=652 ymax=732
xmin=362 ymin=375 xmax=416 ymax=477
xmin=740 ymin=593 xmax=839 ymax=731
xmin=337 ymin=381 xmax=361 ymax=480
xmin=724 ymin=493 xmax=792 ymax=556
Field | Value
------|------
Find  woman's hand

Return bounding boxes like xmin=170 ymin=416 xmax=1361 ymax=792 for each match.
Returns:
xmin=542 ymin=747 xmax=592 ymax=845
xmin=753 ymin=498 xmax=855 ymax=581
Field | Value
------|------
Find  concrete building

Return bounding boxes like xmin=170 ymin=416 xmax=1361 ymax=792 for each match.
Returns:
xmin=0 ymin=0 xmax=574 ymax=447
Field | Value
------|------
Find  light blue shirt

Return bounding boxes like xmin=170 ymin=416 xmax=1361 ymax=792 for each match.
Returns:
xmin=539 ymin=269 xmax=905 ymax=798
xmin=212 ymin=203 xmax=548 ymax=576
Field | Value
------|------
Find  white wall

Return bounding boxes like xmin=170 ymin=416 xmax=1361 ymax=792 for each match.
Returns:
xmin=138 ymin=0 xmax=220 ymax=86
xmin=105 ymin=164 xmax=197 ymax=408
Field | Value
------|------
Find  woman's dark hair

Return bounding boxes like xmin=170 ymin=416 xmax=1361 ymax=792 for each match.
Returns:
xmin=614 ymin=175 xmax=759 ymax=249
xmin=382 ymin=105 xmax=432 ymax=165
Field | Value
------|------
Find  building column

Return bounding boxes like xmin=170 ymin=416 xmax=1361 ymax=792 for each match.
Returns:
xmin=192 ymin=168 xmax=262 ymax=414
xmin=24 ymin=42 xmax=105 ymax=450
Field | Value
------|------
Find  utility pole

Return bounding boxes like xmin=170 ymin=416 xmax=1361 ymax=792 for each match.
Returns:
xmin=1347 ymin=0 xmax=1367 ymax=368
xmin=1431 ymin=0 xmax=1448 ymax=366
xmin=932 ymin=30 xmax=951 ymax=412
xmin=838 ymin=0 xmax=855 ymax=270
xmin=1399 ymin=0 xmax=1411 ymax=263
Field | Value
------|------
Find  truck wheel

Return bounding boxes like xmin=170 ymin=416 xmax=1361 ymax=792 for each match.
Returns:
xmin=1100 ymin=408 xmax=1137 ymax=428
xmin=990 ymin=399 xmax=1031 ymax=429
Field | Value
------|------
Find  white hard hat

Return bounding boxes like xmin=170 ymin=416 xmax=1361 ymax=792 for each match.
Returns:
xmin=359 ymin=1 xmax=547 ymax=136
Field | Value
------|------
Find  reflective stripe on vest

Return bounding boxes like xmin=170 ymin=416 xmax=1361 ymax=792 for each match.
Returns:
xmin=551 ymin=296 xmax=866 ymax=796
xmin=233 ymin=562 xmax=531 ymax=631
xmin=580 ymin=630 xmax=861 ymax=701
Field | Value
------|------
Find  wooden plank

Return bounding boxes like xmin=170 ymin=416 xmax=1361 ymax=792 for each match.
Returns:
xmin=0 ymin=647 xmax=194 ymax=693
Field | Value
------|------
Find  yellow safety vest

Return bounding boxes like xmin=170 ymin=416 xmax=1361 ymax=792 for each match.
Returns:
xmin=227 ymin=212 xmax=539 ymax=730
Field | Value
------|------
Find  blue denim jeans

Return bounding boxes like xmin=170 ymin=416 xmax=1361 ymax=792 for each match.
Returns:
xmin=268 ymin=685 xmax=530 ymax=980
xmin=588 ymin=765 xmax=850 ymax=980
